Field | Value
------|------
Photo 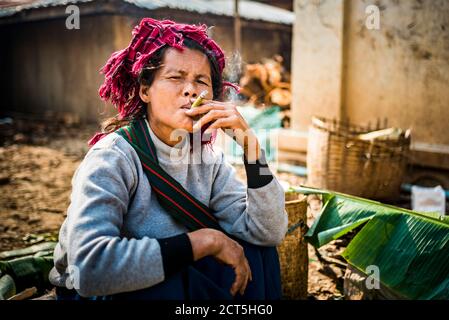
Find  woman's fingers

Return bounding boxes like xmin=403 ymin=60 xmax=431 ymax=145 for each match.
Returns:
xmin=231 ymin=255 xmax=253 ymax=296
xmin=241 ymin=259 xmax=252 ymax=295
xmin=249 ymin=261 xmax=253 ymax=282
xmin=231 ymin=259 xmax=251 ymax=296
xmin=245 ymin=258 xmax=252 ymax=283
xmin=186 ymin=100 xmax=251 ymax=135
xmin=185 ymin=102 xmax=227 ymax=117
xmin=191 ymin=109 xmax=233 ymax=132
xmin=231 ymin=265 xmax=245 ymax=296
xmin=239 ymin=269 xmax=249 ymax=296
xmin=204 ymin=117 xmax=238 ymax=133
xmin=211 ymin=232 xmax=252 ymax=297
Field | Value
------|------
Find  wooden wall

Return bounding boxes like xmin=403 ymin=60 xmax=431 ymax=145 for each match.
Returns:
xmin=0 ymin=8 xmax=291 ymax=124
xmin=0 ymin=15 xmax=117 ymax=123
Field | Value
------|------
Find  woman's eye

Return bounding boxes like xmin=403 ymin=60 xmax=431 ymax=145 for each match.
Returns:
xmin=197 ymin=80 xmax=209 ymax=86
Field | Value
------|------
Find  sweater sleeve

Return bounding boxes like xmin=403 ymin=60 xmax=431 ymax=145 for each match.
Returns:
xmin=209 ymin=149 xmax=288 ymax=246
xmin=156 ymin=233 xmax=193 ymax=277
xmin=243 ymin=149 xmax=274 ymax=188
xmin=64 ymin=142 xmax=189 ymax=297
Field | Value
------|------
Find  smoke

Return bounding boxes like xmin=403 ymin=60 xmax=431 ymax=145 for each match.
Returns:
xmin=225 ymin=51 xmax=243 ymax=103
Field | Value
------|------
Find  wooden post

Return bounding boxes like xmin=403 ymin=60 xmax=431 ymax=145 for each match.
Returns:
xmin=234 ymin=0 xmax=241 ymax=53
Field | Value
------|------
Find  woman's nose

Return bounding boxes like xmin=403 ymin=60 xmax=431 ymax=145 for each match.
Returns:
xmin=182 ymin=83 xmax=198 ymax=98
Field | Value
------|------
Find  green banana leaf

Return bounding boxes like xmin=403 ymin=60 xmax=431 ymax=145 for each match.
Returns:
xmin=0 ymin=256 xmax=54 ymax=293
xmin=293 ymin=185 xmax=449 ymax=299
xmin=342 ymin=212 xmax=449 ymax=299
xmin=0 ymin=242 xmax=56 ymax=261
xmin=22 ymin=232 xmax=59 ymax=245
xmin=293 ymin=186 xmax=449 ymax=247
xmin=0 ymin=241 xmax=57 ymax=298
xmin=0 ymin=274 xmax=16 ymax=300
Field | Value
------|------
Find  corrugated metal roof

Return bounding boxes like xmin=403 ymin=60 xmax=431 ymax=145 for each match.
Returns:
xmin=0 ymin=1 xmax=40 ymax=9
xmin=126 ymin=0 xmax=294 ymax=25
xmin=0 ymin=0 xmax=294 ymax=25
xmin=0 ymin=0 xmax=93 ymax=18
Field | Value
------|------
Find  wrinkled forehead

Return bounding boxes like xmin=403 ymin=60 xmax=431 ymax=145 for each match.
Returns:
xmin=160 ymin=47 xmax=211 ymax=76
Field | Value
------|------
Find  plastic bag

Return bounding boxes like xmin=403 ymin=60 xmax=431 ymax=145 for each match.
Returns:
xmin=412 ymin=185 xmax=446 ymax=216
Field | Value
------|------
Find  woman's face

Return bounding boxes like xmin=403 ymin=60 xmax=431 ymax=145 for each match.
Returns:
xmin=140 ymin=47 xmax=214 ymax=144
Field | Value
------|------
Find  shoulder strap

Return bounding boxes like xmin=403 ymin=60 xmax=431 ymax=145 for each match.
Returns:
xmin=116 ymin=118 xmax=223 ymax=232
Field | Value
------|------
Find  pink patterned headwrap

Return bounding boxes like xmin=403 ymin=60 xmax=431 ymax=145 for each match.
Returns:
xmin=89 ymin=18 xmax=239 ymax=146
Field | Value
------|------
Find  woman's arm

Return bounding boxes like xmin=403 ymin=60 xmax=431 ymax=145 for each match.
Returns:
xmin=208 ymin=149 xmax=288 ymax=246
xmin=186 ymin=100 xmax=288 ymax=245
xmin=64 ymin=140 xmax=192 ymax=297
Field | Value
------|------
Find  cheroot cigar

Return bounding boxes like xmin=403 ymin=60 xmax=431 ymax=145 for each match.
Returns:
xmin=191 ymin=90 xmax=208 ymax=108
xmin=191 ymin=90 xmax=208 ymax=121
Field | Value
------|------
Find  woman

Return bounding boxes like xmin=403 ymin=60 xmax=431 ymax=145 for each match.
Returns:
xmin=49 ymin=18 xmax=288 ymax=300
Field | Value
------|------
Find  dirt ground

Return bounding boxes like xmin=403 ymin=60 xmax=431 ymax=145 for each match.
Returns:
xmin=0 ymin=116 xmax=346 ymax=300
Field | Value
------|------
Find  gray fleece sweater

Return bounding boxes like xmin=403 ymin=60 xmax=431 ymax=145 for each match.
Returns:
xmin=49 ymin=123 xmax=288 ymax=297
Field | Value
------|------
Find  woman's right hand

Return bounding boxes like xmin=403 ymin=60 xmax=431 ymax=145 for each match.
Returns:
xmin=187 ymin=228 xmax=252 ymax=296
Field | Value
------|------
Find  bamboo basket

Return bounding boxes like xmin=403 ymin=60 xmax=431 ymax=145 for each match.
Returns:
xmin=277 ymin=192 xmax=308 ymax=299
xmin=307 ymin=117 xmax=411 ymax=200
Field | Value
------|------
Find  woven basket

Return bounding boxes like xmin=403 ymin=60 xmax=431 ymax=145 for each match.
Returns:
xmin=307 ymin=117 xmax=410 ymax=200
xmin=277 ymin=192 xmax=308 ymax=299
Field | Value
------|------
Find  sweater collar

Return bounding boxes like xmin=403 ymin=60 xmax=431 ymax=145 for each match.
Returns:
xmin=145 ymin=118 xmax=189 ymax=162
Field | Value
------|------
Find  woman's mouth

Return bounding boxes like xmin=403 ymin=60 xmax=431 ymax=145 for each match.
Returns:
xmin=180 ymin=103 xmax=191 ymax=110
